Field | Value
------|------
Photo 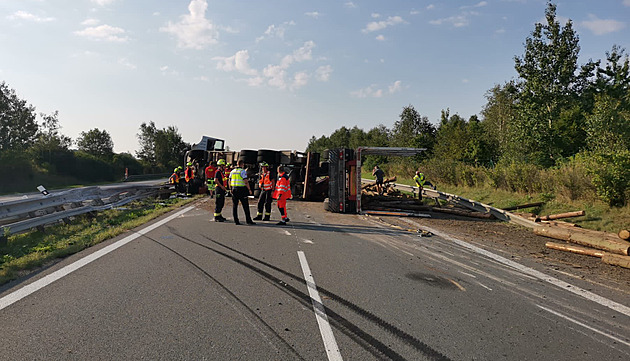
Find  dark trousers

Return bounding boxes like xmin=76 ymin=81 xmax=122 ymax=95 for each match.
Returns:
xmin=232 ymin=187 xmax=252 ymax=222
xmin=215 ymin=190 xmax=225 ymax=216
xmin=257 ymin=190 xmax=273 ymax=215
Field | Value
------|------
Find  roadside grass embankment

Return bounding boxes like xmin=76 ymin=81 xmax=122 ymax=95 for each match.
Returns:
xmin=362 ymin=171 xmax=630 ymax=234
xmin=0 ymin=196 xmax=199 ymax=286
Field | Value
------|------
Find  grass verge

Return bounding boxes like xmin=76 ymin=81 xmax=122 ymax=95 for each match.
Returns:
xmin=362 ymin=171 xmax=630 ymax=233
xmin=0 ymin=196 xmax=199 ymax=286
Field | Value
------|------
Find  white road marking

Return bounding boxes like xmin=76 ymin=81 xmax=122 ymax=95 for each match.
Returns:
xmin=476 ymin=282 xmax=493 ymax=291
xmin=536 ymin=305 xmax=630 ymax=348
xmin=297 ymin=251 xmax=343 ymax=361
xmin=283 ymin=230 xmax=291 ymax=236
xmin=421 ymin=225 xmax=630 ymax=318
xmin=459 ymin=271 xmax=477 ymax=278
xmin=0 ymin=206 xmax=195 ymax=311
xmin=301 ymin=239 xmax=314 ymax=244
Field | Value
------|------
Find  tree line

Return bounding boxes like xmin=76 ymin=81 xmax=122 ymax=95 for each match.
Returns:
xmin=0 ymin=82 xmax=189 ymax=193
xmin=307 ymin=3 xmax=630 ymax=206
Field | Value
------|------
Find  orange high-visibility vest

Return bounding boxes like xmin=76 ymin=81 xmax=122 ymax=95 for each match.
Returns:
xmin=185 ymin=167 xmax=194 ymax=182
xmin=259 ymin=171 xmax=274 ymax=191
xmin=273 ymin=172 xmax=291 ymax=199
xmin=169 ymin=172 xmax=180 ymax=184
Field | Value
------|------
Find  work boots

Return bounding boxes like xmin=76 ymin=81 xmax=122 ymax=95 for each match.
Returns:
xmin=263 ymin=215 xmax=270 ymax=221
xmin=253 ymin=214 xmax=263 ymax=221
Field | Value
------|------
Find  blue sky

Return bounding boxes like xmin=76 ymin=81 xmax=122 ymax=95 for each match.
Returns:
xmin=1 ymin=0 xmax=629 ymax=153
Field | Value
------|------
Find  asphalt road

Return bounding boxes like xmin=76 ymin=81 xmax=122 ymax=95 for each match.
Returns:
xmin=1 ymin=199 xmax=629 ymax=360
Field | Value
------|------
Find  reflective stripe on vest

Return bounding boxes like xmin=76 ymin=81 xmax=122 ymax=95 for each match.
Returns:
xmin=259 ymin=172 xmax=273 ymax=191
xmin=230 ymin=168 xmax=246 ymax=187
xmin=275 ymin=173 xmax=290 ymax=192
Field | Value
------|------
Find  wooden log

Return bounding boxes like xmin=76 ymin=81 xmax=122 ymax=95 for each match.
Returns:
xmin=502 ymin=202 xmax=545 ymax=211
xmin=545 ymin=242 xmax=604 ymax=258
xmin=534 ymin=226 xmax=630 ymax=256
xmin=602 ymin=253 xmax=630 ymax=269
xmin=432 ymin=207 xmax=495 ymax=219
xmin=537 ymin=210 xmax=585 ymax=221
xmin=619 ymin=229 xmax=630 ymax=241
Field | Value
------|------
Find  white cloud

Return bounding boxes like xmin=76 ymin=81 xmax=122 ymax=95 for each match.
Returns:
xmin=388 ymin=80 xmax=402 ymax=94
xmin=315 ymin=65 xmax=333 ymax=82
xmin=305 ymin=11 xmax=320 ymax=19
xmin=430 ymin=14 xmax=470 ymax=27
xmin=280 ymin=41 xmax=315 ymax=68
xmin=371 ymin=13 xmax=381 ymax=18
xmin=427 ymin=4 xmax=435 ymax=10
xmin=91 ymin=0 xmax=117 ymax=6
xmin=7 ymin=11 xmax=55 ymax=23
xmin=256 ymin=21 xmax=295 ymax=42
xmin=362 ymin=16 xmax=405 ymax=33
xmin=263 ymin=64 xmax=287 ymax=89
xmin=351 ymin=81 xmax=401 ymax=98
xmin=624 ymin=0 xmax=630 ymax=6
xmin=81 ymin=18 xmax=100 ymax=26
xmin=75 ymin=24 xmax=128 ymax=42
xmin=410 ymin=10 xmax=420 ymax=15
xmin=375 ymin=34 xmax=386 ymax=41
xmin=581 ymin=14 xmax=625 ymax=35
xmin=160 ymin=0 xmax=218 ymax=49
xmin=118 ymin=58 xmax=136 ymax=70
xmin=461 ymin=1 xmax=488 ymax=9
xmin=345 ymin=2 xmax=357 ymax=9
xmin=462 ymin=79 xmax=469 ymax=84
xmin=291 ymin=71 xmax=310 ymax=90
xmin=214 ymin=50 xmax=258 ymax=76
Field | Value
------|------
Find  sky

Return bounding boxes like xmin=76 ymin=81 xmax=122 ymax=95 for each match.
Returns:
xmin=1 ymin=0 xmax=629 ymax=154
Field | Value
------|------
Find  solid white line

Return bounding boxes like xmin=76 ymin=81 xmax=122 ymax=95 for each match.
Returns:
xmin=297 ymin=251 xmax=343 ymax=361
xmin=536 ymin=305 xmax=630 ymax=348
xmin=0 ymin=206 xmax=195 ymax=311
xmin=421 ymin=226 xmax=630 ymax=318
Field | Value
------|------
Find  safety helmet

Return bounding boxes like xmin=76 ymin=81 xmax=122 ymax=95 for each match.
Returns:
xmin=174 ymin=168 xmax=178 ymax=173
xmin=260 ymin=162 xmax=269 ymax=167
xmin=217 ymin=159 xmax=226 ymax=165
xmin=177 ymin=166 xmax=183 ymax=171
xmin=187 ymin=162 xmax=192 ymax=166
xmin=227 ymin=163 xmax=231 ymax=167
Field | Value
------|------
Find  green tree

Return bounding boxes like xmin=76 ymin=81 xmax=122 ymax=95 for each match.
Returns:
xmin=391 ymin=105 xmax=436 ymax=152
xmin=29 ymin=111 xmax=73 ymax=167
xmin=76 ymin=128 xmax=114 ymax=158
xmin=480 ymin=82 xmax=518 ymax=160
xmin=512 ymin=2 xmax=596 ymax=166
xmin=136 ymin=122 xmax=188 ymax=171
xmin=0 ymin=81 xmax=38 ymax=151
xmin=136 ymin=121 xmax=158 ymax=166
xmin=433 ymin=109 xmax=470 ymax=162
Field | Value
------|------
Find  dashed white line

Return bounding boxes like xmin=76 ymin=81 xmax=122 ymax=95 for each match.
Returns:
xmin=0 ymin=206 xmax=195 ymax=311
xmin=297 ymin=251 xmax=343 ymax=361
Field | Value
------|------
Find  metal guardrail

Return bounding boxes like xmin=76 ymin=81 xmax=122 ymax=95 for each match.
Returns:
xmin=361 ymin=178 xmax=538 ymax=228
xmin=0 ymin=184 xmax=173 ymax=244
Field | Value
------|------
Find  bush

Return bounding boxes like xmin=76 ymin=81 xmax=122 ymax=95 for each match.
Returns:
xmin=578 ymin=150 xmax=630 ymax=207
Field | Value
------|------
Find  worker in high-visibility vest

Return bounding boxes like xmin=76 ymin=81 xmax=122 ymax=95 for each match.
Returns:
xmin=205 ymin=161 xmax=218 ymax=198
xmin=169 ymin=167 xmax=180 ymax=185
xmin=184 ymin=162 xmax=195 ymax=196
xmin=230 ymin=159 xmax=255 ymax=225
xmin=413 ymin=170 xmax=436 ymax=200
xmin=273 ymin=165 xmax=291 ymax=225
xmin=253 ymin=162 xmax=275 ymax=221
xmin=224 ymin=163 xmax=232 ymax=196
xmin=213 ymin=159 xmax=228 ymax=222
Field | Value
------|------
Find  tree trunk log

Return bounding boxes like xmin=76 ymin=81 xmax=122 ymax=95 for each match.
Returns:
xmin=537 ymin=210 xmax=585 ymax=221
xmin=602 ymin=253 xmax=630 ymax=269
xmin=619 ymin=229 xmax=630 ymax=241
xmin=534 ymin=226 xmax=630 ymax=256
xmin=545 ymin=242 xmax=604 ymax=258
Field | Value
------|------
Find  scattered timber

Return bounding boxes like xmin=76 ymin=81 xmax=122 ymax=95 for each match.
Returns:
xmin=602 ymin=253 xmax=630 ymax=269
xmin=432 ymin=207 xmax=495 ymax=220
xmin=545 ymin=242 xmax=604 ymax=258
xmin=619 ymin=229 xmax=630 ymax=241
xmin=536 ymin=210 xmax=585 ymax=222
xmin=502 ymin=202 xmax=545 ymax=211
xmin=534 ymin=226 xmax=630 ymax=256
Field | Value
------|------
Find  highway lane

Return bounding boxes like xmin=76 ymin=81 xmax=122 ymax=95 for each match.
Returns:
xmin=1 ymin=199 xmax=629 ymax=360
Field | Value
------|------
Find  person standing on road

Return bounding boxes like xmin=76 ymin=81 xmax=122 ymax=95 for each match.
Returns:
xmin=253 ymin=162 xmax=275 ymax=221
xmin=213 ymin=159 xmax=228 ymax=222
xmin=413 ymin=170 xmax=436 ymax=200
xmin=205 ymin=161 xmax=218 ymax=198
xmin=184 ymin=162 xmax=195 ymax=196
xmin=230 ymin=160 xmax=256 ymax=225
xmin=372 ymin=165 xmax=385 ymax=195
xmin=273 ymin=165 xmax=292 ymax=225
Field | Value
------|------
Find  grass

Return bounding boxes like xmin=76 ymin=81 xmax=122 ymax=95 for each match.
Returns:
xmin=0 ymin=195 xmax=199 ymax=286
xmin=362 ymin=171 xmax=630 ymax=233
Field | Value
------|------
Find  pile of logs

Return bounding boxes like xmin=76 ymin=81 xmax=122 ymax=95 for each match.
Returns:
xmin=526 ymin=211 xmax=630 ymax=269
xmin=362 ymin=177 xmax=400 ymax=197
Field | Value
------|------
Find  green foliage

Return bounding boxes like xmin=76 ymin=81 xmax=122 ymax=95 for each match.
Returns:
xmin=578 ymin=150 xmax=630 ymax=206
xmin=136 ymin=121 xmax=189 ymax=172
xmin=0 ymin=81 xmax=39 ymax=151
xmin=76 ymin=128 xmax=114 ymax=159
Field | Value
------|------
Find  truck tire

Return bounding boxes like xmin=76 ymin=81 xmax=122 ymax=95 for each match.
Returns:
xmin=257 ymin=149 xmax=279 ymax=164
xmin=239 ymin=150 xmax=257 ymax=165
